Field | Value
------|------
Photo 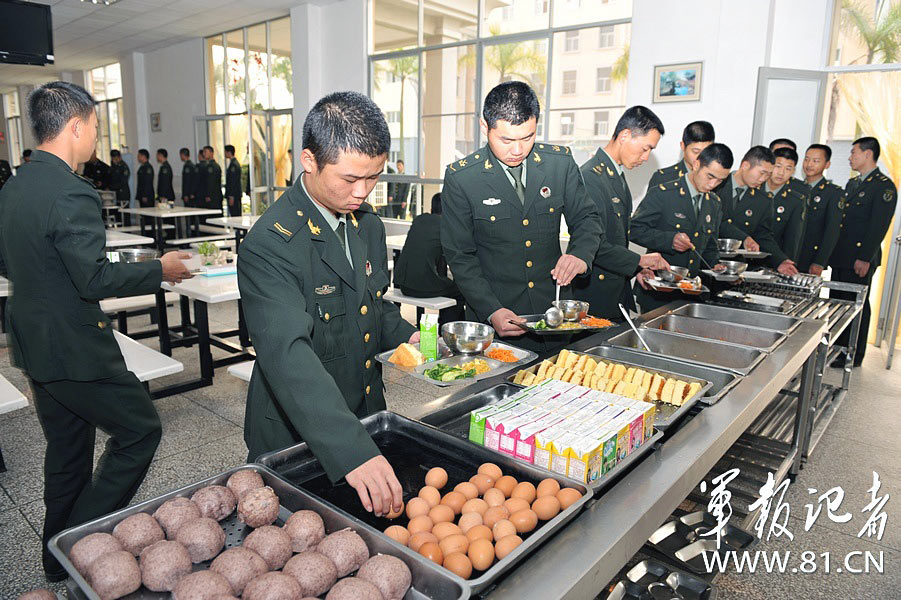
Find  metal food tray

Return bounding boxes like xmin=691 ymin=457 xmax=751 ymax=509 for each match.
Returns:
xmin=409 ymin=354 xmax=507 ymax=387
xmin=669 ymin=303 xmax=801 ymax=333
xmin=514 ymin=313 xmax=616 ymax=335
xmin=606 ymin=559 xmax=718 ymax=600
xmin=256 ymin=411 xmax=591 ymax=594
xmin=417 ymin=383 xmax=664 ymax=495
xmin=646 ymin=278 xmax=710 ymax=295
xmin=701 ymin=269 xmax=741 ymax=282
xmin=52 ymin=464 xmax=469 ymax=600
xmin=505 ymin=350 xmax=711 ymax=430
xmin=719 ymin=249 xmax=770 ymax=259
xmin=604 ymin=329 xmax=766 ymax=376
xmin=642 ymin=314 xmax=787 ymax=353
xmin=648 ymin=511 xmax=758 ymax=575
xmin=376 ymin=341 xmax=537 ymax=383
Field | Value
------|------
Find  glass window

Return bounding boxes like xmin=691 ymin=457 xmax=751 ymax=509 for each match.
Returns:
xmin=206 ymin=36 xmax=225 ymax=113
xmin=225 ymin=29 xmax=246 ymax=113
xmin=559 ymin=111 xmax=575 ymax=136
xmin=564 ymin=30 xmax=579 ymax=52
xmin=370 ymin=0 xmax=419 ymax=53
xmin=90 ymin=67 xmax=107 ymax=101
xmin=247 ymin=24 xmax=270 ymax=110
xmin=372 ymin=55 xmax=420 ymax=174
xmin=548 ymin=107 xmax=625 ymax=164
xmin=423 ymin=0 xmax=477 ymax=45
xmin=270 ymin=17 xmax=293 ymax=110
xmin=535 ymin=0 xmax=549 ymax=15
xmin=551 ymin=25 xmax=629 ymax=110
xmin=552 ymin=0 xmax=631 ymax=28
xmin=105 ymin=63 xmax=122 ymax=99
xmin=563 ymin=70 xmax=577 ymax=94
xmin=482 ymin=38 xmax=549 ymax=108
xmin=422 ymin=44 xmax=476 ymax=116
xmin=828 ymin=0 xmax=901 ymax=67
xmin=593 ymin=110 xmax=609 ymax=136
xmin=6 ymin=92 xmax=23 ymax=166
xmin=598 ymin=24 xmax=615 ymax=48
xmin=596 ymin=66 xmax=612 ymax=92
xmin=483 ymin=0 xmax=550 ymax=36
xmin=87 ymin=62 xmax=127 ymax=157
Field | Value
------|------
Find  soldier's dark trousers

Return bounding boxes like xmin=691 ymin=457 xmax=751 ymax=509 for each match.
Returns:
xmin=831 ymin=267 xmax=874 ymax=365
xmin=29 ymin=372 xmax=161 ymax=574
xmin=228 ymin=197 xmax=242 ymax=217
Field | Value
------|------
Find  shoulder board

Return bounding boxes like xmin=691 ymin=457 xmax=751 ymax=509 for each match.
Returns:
xmin=71 ymin=172 xmax=95 ymax=188
xmin=270 ymin=221 xmax=295 ymax=241
xmin=708 ymin=191 xmax=721 ymax=203
xmin=266 ymin=205 xmax=309 ymax=242
xmin=447 ymin=149 xmax=491 ymax=173
xmin=534 ymin=143 xmax=571 ymax=155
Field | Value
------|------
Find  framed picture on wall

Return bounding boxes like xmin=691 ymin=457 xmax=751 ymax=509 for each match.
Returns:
xmin=150 ymin=112 xmax=161 ymax=132
xmin=653 ymin=62 xmax=703 ymax=103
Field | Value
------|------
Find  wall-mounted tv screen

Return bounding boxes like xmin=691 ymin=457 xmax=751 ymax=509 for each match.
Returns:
xmin=0 ymin=0 xmax=54 ymax=66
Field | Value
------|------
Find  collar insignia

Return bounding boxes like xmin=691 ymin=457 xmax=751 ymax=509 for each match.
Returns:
xmin=308 ymin=219 xmax=321 ymax=236
xmin=607 ymin=167 xmax=615 ymax=177
xmin=350 ymin=212 xmax=359 ymax=228
xmin=533 ymin=153 xmax=542 ymax=163
xmin=484 ymin=159 xmax=493 ymax=170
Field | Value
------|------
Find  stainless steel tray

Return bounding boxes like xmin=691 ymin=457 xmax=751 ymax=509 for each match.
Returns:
xmin=514 ymin=313 xmax=615 ymax=335
xmin=642 ymin=314 xmax=786 ymax=353
xmin=669 ymin=303 xmax=801 ymax=333
xmin=585 ymin=345 xmax=740 ymax=406
xmin=376 ymin=341 xmax=537 ymax=385
xmin=719 ymin=250 xmax=770 ymax=259
xmin=256 ymin=411 xmax=591 ymax=594
xmin=51 ymin=464 xmax=469 ymax=600
xmin=411 ymin=354 xmax=506 ymax=387
xmin=417 ymin=384 xmax=664 ymax=494
xmin=505 ymin=350 xmax=712 ymax=430
xmin=646 ymin=278 xmax=710 ymax=295
xmin=604 ymin=329 xmax=766 ymax=376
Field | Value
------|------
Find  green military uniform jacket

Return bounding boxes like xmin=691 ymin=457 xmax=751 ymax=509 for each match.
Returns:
xmin=0 ymin=159 xmax=12 ymax=190
xmin=205 ymin=159 xmax=223 ymax=209
xmin=237 ymin=182 xmax=415 ymax=482
xmin=797 ymin=178 xmax=844 ymax=272
xmin=136 ymin=162 xmax=154 ymax=205
xmin=182 ymin=159 xmax=197 ymax=205
xmin=109 ymin=160 xmax=131 ymax=202
xmin=83 ymin=159 xmax=110 ymax=190
xmin=648 ymin=159 xmax=688 ymax=188
xmin=394 ymin=213 xmax=459 ymax=298
xmin=716 ymin=174 xmax=784 ymax=265
xmin=830 ymin=168 xmax=897 ymax=270
xmin=441 ymin=144 xmax=602 ymax=325
xmin=157 ymin=160 xmax=175 ymax=202
xmin=226 ymin=158 xmax=242 ymax=200
xmin=572 ymin=148 xmax=641 ymax=318
xmin=0 ymin=151 xmax=162 ymax=382
xmin=768 ymin=183 xmax=807 ymax=263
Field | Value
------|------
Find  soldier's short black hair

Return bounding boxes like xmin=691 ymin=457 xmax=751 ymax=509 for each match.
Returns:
xmin=203 ymin=145 xmax=214 ymax=154
xmin=431 ymin=192 xmax=442 ymax=215
xmin=302 ymin=91 xmax=390 ymax=169
xmin=853 ymin=136 xmax=880 ymax=162
xmin=26 ymin=82 xmax=97 ymax=144
xmin=179 ymin=148 xmax=190 ymax=157
xmin=773 ymin=147 xmax=798 ymax=165
xmin=482 ymin=81 xmax=540 ymax=129
xmin=396 ymin=159 xmax=404 ymax=166
xmin=138 ymin=149 xmax=150 ymax=159
xmin=224 ymin=144 xmax=235 ymax=155
xmin=110 ymin=149 xmax=121 ymax=158
xmin=157 ymin=148 xmax=168 ymax=158
xmin=807 ymin=143 xmax=832 ymax=162
xmin=697 ymin=143 xmax=733 ymax=170
xmin=742 ymin=146 xmax=776 ymax=168
xmin=768 ymin=138 xmax=796 ymax=151
xmin=682 ymin=121 xmax=715 ymax=145
xmin=613 ymin=106 xmax=665 ymax=141
xmin=23 ymin=149 xmax=32 ymax=157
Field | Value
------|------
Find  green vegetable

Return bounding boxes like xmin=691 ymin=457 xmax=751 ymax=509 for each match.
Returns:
xmin=424 ymin=363 xmax=477 ymax=381
xmin=534 ymin=319 xmax=548 ymax=330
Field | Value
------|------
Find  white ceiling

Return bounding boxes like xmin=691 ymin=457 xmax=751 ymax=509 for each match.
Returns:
xmin=0 ymin=0 xmax=312 ymax=90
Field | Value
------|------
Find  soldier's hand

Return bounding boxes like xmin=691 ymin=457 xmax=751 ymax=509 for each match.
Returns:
xmin=551 ymin=254 xmax=588 ymax=286
xmin=743 ymin=237 xmax=760 ymax=252
xmin=639 ymin=253 xmax=669 ymax=271
xmin=345 ymin=455 xmax=403 ymax=516
xmin=777 ymin=260 xmax=799 ymax=276
xmin=853 ymin=259 xmax=870 ymax=278
xmin=636 ymin=269 xmax=655 ymax=290
xmin=160 ymin=251 xmax=194 ymax=284
xmin=490 ymin=308 xmax=526 ymax=337
xmin=809 ymin=264 xmax=824 ymax=277
xmin=408 ymin=331 xmax=421 ymax=344
xmin=672 ymin=233 xmax=693 ymax=252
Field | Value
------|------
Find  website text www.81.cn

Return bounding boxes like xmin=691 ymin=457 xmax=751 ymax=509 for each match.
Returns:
xmin=703 ymin=550 xmax=885 ymax=575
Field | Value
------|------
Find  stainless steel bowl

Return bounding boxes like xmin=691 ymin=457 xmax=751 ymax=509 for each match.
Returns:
xmin=655 ymin=266 xmax=690 ymax=283
xmin=552 ymin=299 xmax=589 ymax=322
xmin=106 ymin=248 xmax=161 ymax=263
xmin=441 ymin=321 xmax=495 ymax=354
xmin=718 ymin=238 xmax=742 ymax=253
xmin=718 ymin=260 xmax=748 ymax=276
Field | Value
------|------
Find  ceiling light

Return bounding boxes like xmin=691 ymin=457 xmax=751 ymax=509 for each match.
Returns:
xmin=79 ymin=0 xmax=122 ymax=6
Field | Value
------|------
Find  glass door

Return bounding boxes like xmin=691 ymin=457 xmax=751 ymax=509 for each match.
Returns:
xmin=249 ymin=109 xmax=293 ymax=214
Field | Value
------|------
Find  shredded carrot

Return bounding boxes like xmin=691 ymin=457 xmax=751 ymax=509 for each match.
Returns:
xmin=580 ymin=316 xmax=614 ymax=327
xmin=485 ymin=348 xmax=518 ymax=362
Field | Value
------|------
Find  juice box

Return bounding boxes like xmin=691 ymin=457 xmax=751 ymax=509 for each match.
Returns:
xmin=549 ymin=432 xmax=575 ymax=475
xmin=596 ymin=425 xmax=619 ymax=475
xmin=498 ymin=409 xmax=549 ymax=458
xmin=483 ymin=402 xmax=531 ymax=450
xmin=533 ymin=424 xmax=564 ymax=470
xmin=514 ymin=415 xmax=563 ymax=463
xmin=419 ymin=314 xmax=439 ymax=361
xmin=566 ymin=434 xmax=604 ymax=483
xmin=468 ymin=399 xmax=518 ymax=445
xmin=609 ymin=415 xmax=632 ymax=463
xmin=620 ymin=407 xmax=644 ymax=452
xmin=617 ymin=398 xmax=656 ymax=442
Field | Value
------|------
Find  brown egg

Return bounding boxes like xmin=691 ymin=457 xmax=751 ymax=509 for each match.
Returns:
xmin=478 ymin=463 xmax=503 ymax=481
xmin=425 ymin=467 xmax=448 ymax=489
xmin=418 ymin=542 xmax=444 ymax=565
xmin=443 ymin=552 xmax=473 ymax=579
xmin=438 ymin=533 xmax=469 ymax=556
xmin=386 ymin=502 xmax=405 ymax=519
xmin=511 ymin=482 xmax=537 ymax=503
xmin=483 ymin=488 xmax=506 ymax=508
xmin=467 ymin=538 xmax=495 ymax=571
xmin=492 ymin=519 xmax=517 ymax=540
xmin=440 ymin=491 xmax=466 ymax=515
xmin=532 ymin=496 xmax=561 ymax=521
xmin=454 ymin=482 xmax=479 ymax=500
xmin=495 ymin=534 xmax=523 ymax=559
xmin=556 ymin=487 xmax=582 ymax=510
xmin=494 ymin=475 xmax=518 ymax=498
xmin=469 ymin=474 xmax=494 ymax=495
xmin=432 ymin=521 xmax=462 ymax=541
xmin=503 ymin=497 xmax=530 ymax=515
xmin=409 ymin=531 xmax=438 ymax=552
xmin=509 ymin=509 xmax=538 ymax=534
xmin=457 ymin=511 xmax=483 ymax=534
xmin=428 ymin=504 xmax=455 ymax=524
xmin=418 ymin=486 xmax=441 ymax=508
xmin=536 ymin=478 xmax=561 ymax=498
xmin=408 ymin=514 xmax=434 ymax=535
xmin=406 ymin=497 xmax=430 ymax=520
xmin=384 ymin=525 xmax=410 ymax=546
xmin=482 ymin=505 xmax=509 ymax=529
xmin=461 ymin=498 xmax=489 ymax=516
xmin=465 ymin=524 xmax=493 ymax=544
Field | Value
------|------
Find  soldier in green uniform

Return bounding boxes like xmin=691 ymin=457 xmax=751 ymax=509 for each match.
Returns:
xmin=0 ymin=159 xmax=12 ymax=190
xmin=830 ymin=137 xmax=897 ymax=367
xmin=82 ymin=150 xmax=110 ymax=190
xmin=203 ymin=145 xmax=223 ymax=212
xmin=797 ymin=144 xmax=844 ymax=275
xmin=180 ymin=147 xmax=197 ymax=207
xmin=574 ymin=106 xmax=670 ymax=320
xmin=765 ymin=147 xmax=807 ymax=263
xmin=195 ymin=147 xmax=208 ymax=205
xmin=225 ymin=144 xmax=243 ymax=216
xmin=648 ymin=120 xmax=715 ymax=188
xmin=0 ymin=82 xmax=191 ymax=580
xmin=109 ymin=149 xmax=130 ymax=203
xmin=156 ymin=148 xmax=175 ymax=203
xmin=239 ymin=91 xmax=417 ymax=516
xmin=631 ymin=143 xmax=733 ymax=311
xmin=135 ymin=148 xmax=155 ymax=208
xmin=770 ymin=138 xmax=810 ymax=197
xmin=440 ymin=82 xmax=602 ymax=351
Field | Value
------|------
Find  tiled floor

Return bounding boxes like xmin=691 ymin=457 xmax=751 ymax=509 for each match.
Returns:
xmin=0 ymin=303 xmax=898 ymax=598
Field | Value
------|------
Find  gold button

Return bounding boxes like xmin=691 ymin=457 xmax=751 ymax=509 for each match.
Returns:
xmin=549 ymin=207 xmax=554 ymax=213
xmin=675 ymin=224 xmax=680 ymax=229
xmin=475 ymin=154 xmax=480 ymax=159
xmin=296 ymin=210 xmax=303 ymax=216
xmin=776 ymin=217 xmax=781 ymax=222
xmin=813 ymin=245 xmax=819 ymax=250
xmin=324 ymin=313 xmax=330 ymax=321
xmin=364 ymin=333 xmax=371 ymax=342
xmin=526 ymin=260 xmax=533 ymax=268
xmin=525 ymin=240 xmax=531 ymax=247
xmin=522 ymin=219 xmax=529 ymax=226
xmin=528 ymin=281 xmax=534 ymax=288
xmin=376 ymin=290 xmax=382 ymax=298
xmin=365 ymin=360 xmax=372 ymax=369
xmin=727 ymin=219 xmax=733 ymax=223
xmin=490 ymin=215 xmax=496 ymax=222
xmin=689 ymin=259 xmax=694 ymax=264
xmin=745 ymin=222 xmax=750 ymax=227
xmin=360 ymin=305 xmax=368 ymax=315
xmin=694 ymin=232 xmax=699 ymax=237
xmin=856 ymin=242 xmax=862 ymax=247
xmin=97 ymin=321 xmax=106 ymax=329
xmin=365 ymin=385 xmax=371 ymax=394
xmin=598 ymin=274 xmax=605 ymax=280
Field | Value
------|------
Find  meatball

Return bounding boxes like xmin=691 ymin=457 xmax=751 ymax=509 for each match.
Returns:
xmin=175 ymin=517 xmax=226 ymax=563
xmin=86 ymin=550 xmax=141 ymax=600
xmin=316 ymin=529 xmax=369 ymax=577
xmin=172 ymin=570 xmax=234 ymax=600
xmin=191 ymin=485 xmax=238 ymax=521
xmin=243 ymin=525 xmax=292 ymax=570
xmin=16 ymin=590 xmax=57 ymax=600
xmin=210 ymin=546 xmax=268 ymax=596
xmin=242 ymin=572 xmax=304 ymax=600
xmin=112 ymin=512 xmax=165 ymax=556
xmin=237 ymin=486 xmax=280 ymax=528
xmin=153 ymin=496 xmax=201 ymax=539
xmin=69 ymin=532 xmax=124 ymax=576
xmin=325 ymin=578 xmax=384 ymax=600
xmin=139 ymin=540 xmax=192 ymax=592
xmin=283 ymin=510 xmax=325 ymax=552
xmin=283 ymin=551 xmax=338 ymax=597
xmin=357 ymin=554 xmax=413 ymax=600
xmin=226 ymin=469 xmax=265 ymax=499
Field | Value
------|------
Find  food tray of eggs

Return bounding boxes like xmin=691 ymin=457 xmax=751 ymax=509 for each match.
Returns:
xmin=256 ymin=411 xmax=591 ymax=594
xmin=50 ymin=464 xmax=469 ymax=600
